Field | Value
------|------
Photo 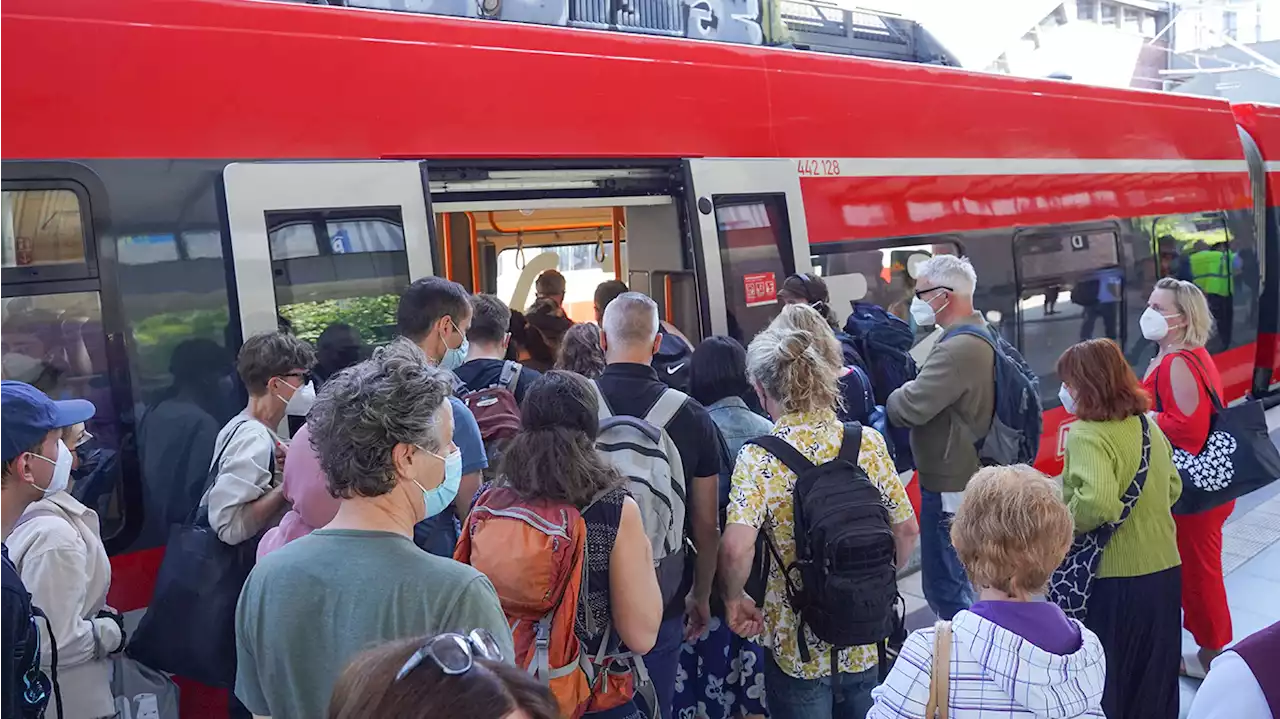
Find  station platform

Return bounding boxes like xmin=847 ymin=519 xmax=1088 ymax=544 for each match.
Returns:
xmin=895 ymin=405 xmax=1280 ymax=717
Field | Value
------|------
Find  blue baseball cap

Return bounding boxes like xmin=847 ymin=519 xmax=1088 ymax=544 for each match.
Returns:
xmin=1 ymin=380 xmax=96 ymax=463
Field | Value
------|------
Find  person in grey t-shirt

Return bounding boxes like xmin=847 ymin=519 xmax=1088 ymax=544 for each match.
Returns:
xmin=234 ymin=341 xmax=514 ymax=719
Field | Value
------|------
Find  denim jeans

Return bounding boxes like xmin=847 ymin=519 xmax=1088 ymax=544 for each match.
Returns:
xmin=640 ymin=615 xmax=685 ymax=719
xmin=919 ymin=489 xmax=975 ymax=620
xmin=763 ymin=651 xmax=877 ymax=719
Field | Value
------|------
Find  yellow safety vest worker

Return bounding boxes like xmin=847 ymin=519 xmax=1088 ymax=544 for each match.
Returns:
xmin=1188 ymin=249 xmax=1234 ymax=297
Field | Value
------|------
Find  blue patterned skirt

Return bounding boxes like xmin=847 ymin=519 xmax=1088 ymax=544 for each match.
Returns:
xmin=673 ymin=617 xmax=769 ymax=718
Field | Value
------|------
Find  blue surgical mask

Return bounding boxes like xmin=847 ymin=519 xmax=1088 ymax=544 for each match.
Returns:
xmin=441 ymin=338 xmax=469 ymax=372
xmin=414 ymin=446 xmax=463 ymax=520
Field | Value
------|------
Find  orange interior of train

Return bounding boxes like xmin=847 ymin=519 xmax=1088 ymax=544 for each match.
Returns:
xmin=431 ymin=199 xmax=693 ymax=333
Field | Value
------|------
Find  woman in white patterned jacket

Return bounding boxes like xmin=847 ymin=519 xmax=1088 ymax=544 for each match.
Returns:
xmin=868 ymin=465 xmax=1107 ymax=719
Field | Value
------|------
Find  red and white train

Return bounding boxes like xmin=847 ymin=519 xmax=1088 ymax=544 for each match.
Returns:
xmin=4 ymin=0 xmax=1277 ymax=713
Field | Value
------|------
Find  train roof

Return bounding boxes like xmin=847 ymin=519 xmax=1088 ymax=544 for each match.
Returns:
xmin=1 ymin=0 xmax=1249 ymax=163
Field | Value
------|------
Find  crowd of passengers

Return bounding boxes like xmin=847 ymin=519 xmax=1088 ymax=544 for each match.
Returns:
xmin=2 ymin=256 xmax=1277 ymax=719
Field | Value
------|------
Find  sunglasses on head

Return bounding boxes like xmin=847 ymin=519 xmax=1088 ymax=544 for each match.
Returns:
xmin=396 ymin=629 xmax=504 ymax=682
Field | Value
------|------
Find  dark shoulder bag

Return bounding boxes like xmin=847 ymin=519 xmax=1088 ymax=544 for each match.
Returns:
xmin=1049 ymin=415 xmax=1151 ymax=620
xmin=127 ymin=420 xmax=267 ymax=688
xmin=1154 ymin=351 xmax=1280 ymax=515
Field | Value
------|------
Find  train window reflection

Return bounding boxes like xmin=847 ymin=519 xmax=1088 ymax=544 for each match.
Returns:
xmin=267 ymin=210 xmax=408 ymax=350
xmin=810 ymin=240 xmax=959 ymax=348
xmin=1149 ymin=212 xmax=1249 ymax=353
xmin=1015 ymin=230 xmax=1124 ymax=406
xmin=1 ymin=189 xmax=86 ymax=268
xmin=0 ymin=292 xmax=129 ymax=543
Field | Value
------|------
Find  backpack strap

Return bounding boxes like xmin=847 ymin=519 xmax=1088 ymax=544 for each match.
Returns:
xmin=1156 ymin=350 xmax=1226 ymax=413
xmin=32 ymin=607 xmax=62 ymax=719
xmin=643 ymin=388 xmax=687 ymax=431
xmin=499 ymin=360 xmax=522 ymax=394
xmin=190 ymin=419 xmax=254 ymax=526
xmin=591 ymin=380 xmax=615 ymax=422
xmin=746 ymin=435 xmax=817 ymax=474
xmin=450 ymin=371 xmax=469 ymax=398
xmin=838 ymin=422 xmax=864 ymax=466
xmin=1116 ymin=415 xmax=1152 ymax=525
xmin=940 ymin=323 xmax=997 ymax=353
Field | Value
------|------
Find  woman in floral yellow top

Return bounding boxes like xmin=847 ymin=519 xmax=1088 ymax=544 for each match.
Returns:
xmin=719 ymin=305 xmax=919 ymax=719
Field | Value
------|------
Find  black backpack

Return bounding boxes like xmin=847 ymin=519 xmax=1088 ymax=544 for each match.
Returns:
xmin=746 ymin=424 xmax=899 ymax=667
xmin=1070 ymin=278 xmax=1100 ymax=307
xmin=653 ymin=332 xmax=692 ymax=393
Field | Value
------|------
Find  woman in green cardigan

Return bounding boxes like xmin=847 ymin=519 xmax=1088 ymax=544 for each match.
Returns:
xmin=1058 ymin=338 xmax=1183 ymax=719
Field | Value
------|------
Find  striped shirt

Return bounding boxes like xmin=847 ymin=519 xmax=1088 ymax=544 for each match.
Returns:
xmin=868 ymin=609 xmax=1107 ymax=718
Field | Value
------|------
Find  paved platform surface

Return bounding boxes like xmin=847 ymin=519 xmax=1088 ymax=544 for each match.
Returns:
xmin=895 ymin=406 xmax=1280 ymax=718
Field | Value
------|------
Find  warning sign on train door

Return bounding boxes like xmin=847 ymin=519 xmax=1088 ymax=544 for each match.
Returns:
xmin=744 ymin=272 xmax=777 ymax=307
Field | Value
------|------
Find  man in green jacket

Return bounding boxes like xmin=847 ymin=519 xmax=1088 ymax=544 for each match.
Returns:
xmin=887 ymin=254 xmax=994 ymax=620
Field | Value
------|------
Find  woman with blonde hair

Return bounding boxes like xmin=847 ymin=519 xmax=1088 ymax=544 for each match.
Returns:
xmin=770 ymin=303 xmax=876 ymax=425
xmin=1139 ymin=277 xmax=1232 ymax=678
xmin=1059 ymin=338 xmax=1183 ymax=718
xmin=869 ymin=465 xmax=1106 ymax=718
xmin=719 ymin=307 xmax=918 ymax=717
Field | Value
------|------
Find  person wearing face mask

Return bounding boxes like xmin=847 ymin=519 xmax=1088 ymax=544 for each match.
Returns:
xmin=1138 ymin=277 xmax=1234 ymax=680
xmin=201 ymin=332 xmax=316 ymax=550
xmin=1056 ymin=339 xmax=1183 ymax=719
xmin=395 ymin=277 xmax=489 ymax=556
xmin=232 ymin=341 xmax=513 ymax=719
xmin=7 ymin=411 xmax=126 ymax=719
xmin=887 ymin=254 xmax=994 ymax=621
xmin=1 ymin=381 xmax=96 ymax=719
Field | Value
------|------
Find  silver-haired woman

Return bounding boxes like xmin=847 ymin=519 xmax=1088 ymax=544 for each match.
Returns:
xmin=232 ymin=339 xmax=513 ymax=719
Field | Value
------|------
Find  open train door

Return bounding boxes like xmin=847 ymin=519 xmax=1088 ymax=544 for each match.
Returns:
xmin=684 ymin=159 xmax=812 ymax=343
xmin=221 ymin=161 xmax=435 ymax=433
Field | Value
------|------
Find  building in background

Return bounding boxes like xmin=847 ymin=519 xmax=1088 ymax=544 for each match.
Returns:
xmin=1163 ymin=1 xmax=1280 ymax=102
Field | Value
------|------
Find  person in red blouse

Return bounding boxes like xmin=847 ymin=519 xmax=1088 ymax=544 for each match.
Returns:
xmin=1139 ymin=277 xmax=1232 ymax=679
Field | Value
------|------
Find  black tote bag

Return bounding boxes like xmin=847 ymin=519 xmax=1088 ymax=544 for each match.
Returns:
xmin=1154 ymin=352 xmax=1280 ymax=515
xmin=127 ymin=421 xmax=264 ymax=688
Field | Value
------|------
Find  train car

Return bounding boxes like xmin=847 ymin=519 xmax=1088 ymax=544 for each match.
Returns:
xmin=3 ymin=0 xmax=1276 ymax=714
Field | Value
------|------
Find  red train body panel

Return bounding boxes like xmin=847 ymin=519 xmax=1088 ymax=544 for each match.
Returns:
xmin=4 ymin=2 xmax=1277 ymax=715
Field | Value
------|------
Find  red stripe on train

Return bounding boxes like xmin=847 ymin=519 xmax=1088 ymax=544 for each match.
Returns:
xmin=801 ymin=172 xmax=1250 ymax=244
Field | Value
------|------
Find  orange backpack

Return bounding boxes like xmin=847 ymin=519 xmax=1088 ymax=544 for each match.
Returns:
xmin=456 ymin=487 xmax=640 ymax=718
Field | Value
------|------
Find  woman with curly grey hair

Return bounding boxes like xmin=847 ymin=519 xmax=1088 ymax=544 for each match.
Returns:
xmin=232 ymin=339 xmax=513 ymax=719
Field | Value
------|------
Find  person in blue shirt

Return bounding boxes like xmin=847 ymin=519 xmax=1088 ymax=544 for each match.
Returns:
xmin=395 ymin=277 xmax=488 ymax=557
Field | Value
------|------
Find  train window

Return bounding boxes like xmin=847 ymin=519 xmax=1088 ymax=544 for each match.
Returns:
xmin=1147 ymin=212 xmax=1253 ymax=354
xmin=497 ymin=241 xmax=623 ymax=324
xmin=1015 ymin=229 xmax=1123 ymax=406
xmin=713 ymin=196 xmax=795 ymax=342
xmin=266 ymin=209 xmax=409 ymax=348
xmin=1 ymin=189 xmax=91 ymax=274
xmin=810 ymin=240 xmax=962 ymax=351
xmin=0 ymin=292 xmax=127 ymax=539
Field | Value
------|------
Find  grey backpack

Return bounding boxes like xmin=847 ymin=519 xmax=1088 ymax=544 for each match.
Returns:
xmin=592 ymin=383 xmax=688 ymax=602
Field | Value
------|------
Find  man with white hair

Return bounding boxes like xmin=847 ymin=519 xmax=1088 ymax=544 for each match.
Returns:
xmin=596 ymin=292 xmax=723 ymax=719
xmin=887 ymin=255 xmax=994 ymax=620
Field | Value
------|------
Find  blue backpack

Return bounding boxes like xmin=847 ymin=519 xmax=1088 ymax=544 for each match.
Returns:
xmin=838 ymin=365 xmax=897 ymax=464
xmin=842 ymin=302 xmax=918 ymax=407
xmin=940 ymin=324 xmax=1042 ymax=466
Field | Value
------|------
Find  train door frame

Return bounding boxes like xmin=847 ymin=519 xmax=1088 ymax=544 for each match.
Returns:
xmin=684 ymin=159 xmax=812 ymax=339
xmin=221 ymin=161 xmax=435 ymax=340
